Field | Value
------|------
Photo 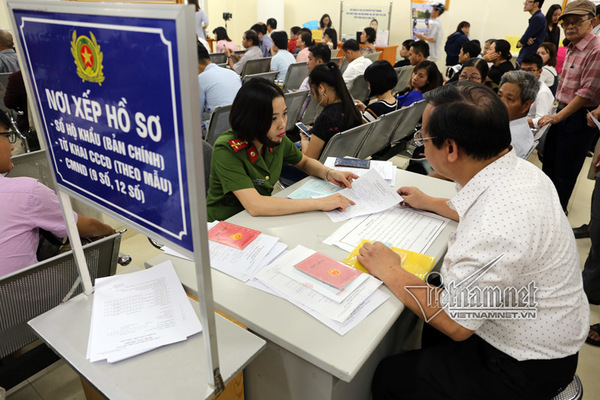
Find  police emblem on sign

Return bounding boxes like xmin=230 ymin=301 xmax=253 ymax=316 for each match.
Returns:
xmin=70 ymin=30 xmax=105 ymax=85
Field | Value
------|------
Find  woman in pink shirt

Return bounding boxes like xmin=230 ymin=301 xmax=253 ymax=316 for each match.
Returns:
xmin=213 ymin=27 xmax=238 ymax=53
xmin=295 ymin=32 xmax=313 ymax=62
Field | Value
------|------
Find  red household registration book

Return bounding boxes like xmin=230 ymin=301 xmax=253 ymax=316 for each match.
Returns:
xmin=208 ymin=221 xmax=261 ymax=250
xmin=294 ymin=253 xmax=362 ymax=289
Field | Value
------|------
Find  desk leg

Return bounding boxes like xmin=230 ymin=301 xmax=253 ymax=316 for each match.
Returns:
xmin=244 ymin=310 xmax=421 ymax=400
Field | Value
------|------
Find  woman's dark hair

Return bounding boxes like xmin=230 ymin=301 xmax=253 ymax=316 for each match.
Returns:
xmin=545 ymin=4 xmax=562 ymax=28
xmin=319 ymin=14 xmax=332 ymax=29
xmin=212 ymin=27 xmax=231 ymax=42
xmin=324 ymin=28 xmax=338 ymax=49
xmin=364 ymin=60 xmax=397 ymax=96
xmin=309 ymin=62 xmax=361 ymax=130
xmin=455 ymin=21 xmax=470 ymax=34
xmin=424 ymin=82 xmax=511 ymax=160
xmin=538 ymin=41 xmax=557 ymax=67
xmin=230 ymin=79 xmax=284 ymax=144
xmin=493 ymin=39 xmax=512 ymax=61
xmin=461 ymin=57 xmax=489 ymax=82
xmin=363 ymin=27 xmax=376 ymax=44
xmin=299 ymin=31 xmax=314 ymax=48
xmin=411 ymin=60 xmax=441 ymax=93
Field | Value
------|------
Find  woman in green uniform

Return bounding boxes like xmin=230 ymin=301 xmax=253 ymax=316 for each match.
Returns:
xmin=206 ymin=79 xmax=357 ymax=222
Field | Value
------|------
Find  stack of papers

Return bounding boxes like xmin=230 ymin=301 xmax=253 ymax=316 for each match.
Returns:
xmin=324 ymin=157 xmax=397 ymax=186
xmin=324 ymin=170 xmax=402 ymax=222
xmin=163 ymin=221 xmax=287 ymax=282
xmin=87 ymin=261 xmax=202 ymax=363
xmin=249 ymin=246 xmax=389 ymax=335
xmin=324 ymin=206 xmax=449 ymax=253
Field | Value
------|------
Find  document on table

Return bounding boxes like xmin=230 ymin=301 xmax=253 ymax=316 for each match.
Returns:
xmin=287 ymin=179 xmax=343 ymax=199
xmin=324 ymin=205 xmax=449 ymax=253
xmin=325 ymin=169 xmax=402 ymax=223
xmin=324 ymin=157 xmax=397 ymax=186
xmin=162 ymin=222 xmax=286 ymax=282
xmin=279 ymin=248 xmax=369 ymax=303
xmin=87 ymin=261 xmax=202 ymax=363
xmin=254 ymin=245 xmax=382 ymax=323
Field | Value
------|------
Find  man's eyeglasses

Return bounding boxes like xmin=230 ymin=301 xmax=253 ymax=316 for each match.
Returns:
xmin=523 ymin=1 xmax=535 ymax=4
xmin=459 ymin=74 xmax=482 ymax=82
xmin=0 ymin=131 xmax=17 ymax=144
xmin=520 ymin=67 xmax=538 ymax=72
xmin=414 ymin=130 xmax=436 ymax=146
xmin=560 ymin=17 xmax=593 ymax=27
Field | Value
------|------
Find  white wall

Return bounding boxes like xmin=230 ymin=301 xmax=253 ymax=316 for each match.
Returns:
xmin=205 ymin=0 xmax=562 ymax=60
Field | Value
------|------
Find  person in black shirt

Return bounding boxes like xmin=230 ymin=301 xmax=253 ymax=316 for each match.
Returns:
xmin=394 ymin=39 xmax=415 ymax=67
xmin=487 ymin=39 xmax=515 ymax=90
xmin=544 ymin=4 xmax=562 ymax=48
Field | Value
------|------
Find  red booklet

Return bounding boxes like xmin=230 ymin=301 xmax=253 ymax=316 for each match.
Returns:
xmin=294 ymin=253 xmax=362 ymax=289
xmin=208 ymin=221 xmax=261 ymax=250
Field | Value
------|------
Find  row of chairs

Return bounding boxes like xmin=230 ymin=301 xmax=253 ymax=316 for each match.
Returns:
xmin=349 ymin=65 xmax=414 ymax=105
xmin=318 ymin=100 xmax=428 ymax=163
xmin=205 ymin=90 xmax=310 ymax=146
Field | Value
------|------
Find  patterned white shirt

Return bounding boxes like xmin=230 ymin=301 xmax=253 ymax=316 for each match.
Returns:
xmin=440 ymin=150 xmax=589 ymax=360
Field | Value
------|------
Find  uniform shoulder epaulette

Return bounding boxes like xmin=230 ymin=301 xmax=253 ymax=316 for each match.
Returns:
xmin=228 ymin=138 xmax=249 ymax=152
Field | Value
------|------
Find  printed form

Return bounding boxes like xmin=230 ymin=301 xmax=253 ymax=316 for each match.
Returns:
xmin=325 ymin=170 xmax=402 ymax=222
xmin=87 ymin=261 xmax=202 ymax=363
xmin=324 ymin=206 xmax=449 ymax=253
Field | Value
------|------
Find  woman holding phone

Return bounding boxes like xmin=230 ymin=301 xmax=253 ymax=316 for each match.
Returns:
xmin=206 ymin=79 xmax=357 ymax=222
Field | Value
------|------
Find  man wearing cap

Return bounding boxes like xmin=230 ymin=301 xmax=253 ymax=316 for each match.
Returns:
xmin=539 ymin=0 xmax=600 ymax=212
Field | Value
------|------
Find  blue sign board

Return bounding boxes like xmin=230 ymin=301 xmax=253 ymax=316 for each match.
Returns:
xmin=14 ymin=10 xmax=194 ymax=252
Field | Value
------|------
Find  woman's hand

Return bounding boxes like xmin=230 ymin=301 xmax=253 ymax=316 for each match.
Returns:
xmin=328 ymin=170 xmax=359 ymax=188
xmin=355 ymin=100 xmax=366 ymax=113
xmin=316 ymin=193 xmax=355 ymax=211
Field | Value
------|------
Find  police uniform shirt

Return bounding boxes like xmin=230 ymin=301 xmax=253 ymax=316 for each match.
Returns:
xmin=206 ymin=130 xmax=303 ymax=222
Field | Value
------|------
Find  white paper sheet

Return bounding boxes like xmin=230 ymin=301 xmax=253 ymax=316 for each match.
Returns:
xmin=324 ymin=157 xmax=397 ymax=186
xmin=162 ymin=221 xmax=285 ymax=282
xmin=209 ymin=234 xmax=281 ymax=282
xmin=324 ymin=170 xmax=402 ymax=223
xmin=254 ymin=246 xmax=382 ymax=323
xmin=589 ymin=111 xmax=600 ymax=131
xmin=246 ymin=279 xmax=389 ymax=335
xmin=324 ymin=205 xmax=449 ymax=253
xmin=87 ymin=261 xmax=202 ymax=363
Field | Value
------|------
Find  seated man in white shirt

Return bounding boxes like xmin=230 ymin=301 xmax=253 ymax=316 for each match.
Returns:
xmin=359 ymin=82 xmax=588 ymax=400
xmin=341 ymin=39 xmax=372 ymax=90
xmin=519 ymin=53 xmax=555 ymax=130
xmin=197 ymin=43 xmax=241 ymax=134
xmin=270 ymin=31 xmax=296 ymax=81
xmin=498 ymin=70 xmax=539 ymax=158
xmin=224 ymin=30 xmax=263 ymax=75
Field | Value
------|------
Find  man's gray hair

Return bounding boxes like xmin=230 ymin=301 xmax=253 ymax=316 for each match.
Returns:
xmin=0 ymin=30 xmax=14 ymax=49
xmin=499 ymin=70 xmax=540 ymax=104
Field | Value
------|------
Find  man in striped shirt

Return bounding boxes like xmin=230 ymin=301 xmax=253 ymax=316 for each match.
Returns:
xmin=539 ymin=0 xmax=600 ymax=212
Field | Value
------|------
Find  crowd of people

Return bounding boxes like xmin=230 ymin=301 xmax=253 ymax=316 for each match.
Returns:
xmin=2 ymin=0 xmax=600 ymax=398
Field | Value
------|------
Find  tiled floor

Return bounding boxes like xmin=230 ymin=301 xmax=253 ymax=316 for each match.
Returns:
xmin=6 ymin=151 xmax=600 ymax=399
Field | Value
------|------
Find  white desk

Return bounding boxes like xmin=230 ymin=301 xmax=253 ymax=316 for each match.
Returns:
xmin=146 ymin=169 xmax=458 ymax=400
xmin=28 ymin=293 xmax=266 ymax=400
